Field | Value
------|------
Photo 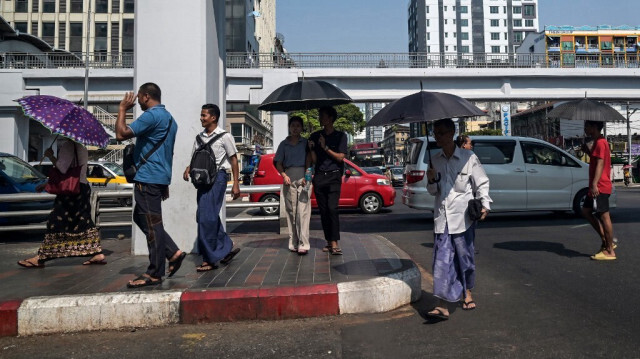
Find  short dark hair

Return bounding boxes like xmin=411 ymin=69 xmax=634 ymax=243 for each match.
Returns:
xmin=318 ymin=106 xmax=338 ymax=122
xmin=434 ymin=118 xmax=455 ymax=133
xmin=585 ymin=120 xmax=604 ymax=132
xmin=288 ymin=115 xmax=303 ymax=127
xmin=202 ymin=104 xmax=220 ymax=119
xmin=456 ymin=134 xmax=470 ymax=148
xmin=139 ymin=82 xmax=161 ymax=102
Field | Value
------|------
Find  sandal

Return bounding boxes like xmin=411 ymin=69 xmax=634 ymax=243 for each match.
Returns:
xmin=330 ymin=247 xmax=343 ymax=255
xmin=167 ymin=251 xmax=186 ymax=277
xmin=82 ymin=259 xmax=107 ymax=265
xmin=462 ymin=300 xmax=476 ymax=311
xmin=425 ymin=307 xmax=449 ymax=320
xmin=17 ymin=259 xmax=44 ymax=268
xmin=127 ymin=275 xmax=162 ymax=288
xmin=196 ymin=263 xmax=218 ymax=272
xmin=322 ymin=245 xmax=331 ymax=252
xmin=220 ymin=248 xmax=241 ymax=265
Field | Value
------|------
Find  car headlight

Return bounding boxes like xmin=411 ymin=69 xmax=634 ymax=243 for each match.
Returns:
xmin=377 ymin=178 xmax=390 ymax=186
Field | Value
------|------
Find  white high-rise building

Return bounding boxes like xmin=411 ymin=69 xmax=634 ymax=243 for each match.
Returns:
xmin=408 ymin=0 xmax=539 ymax=54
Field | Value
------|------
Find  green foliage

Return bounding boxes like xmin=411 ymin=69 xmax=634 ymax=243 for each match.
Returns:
xmin=290 ymin=104 xmax=365 ymax=138
xmin=464 ymin=129 xmax=503 ymax=136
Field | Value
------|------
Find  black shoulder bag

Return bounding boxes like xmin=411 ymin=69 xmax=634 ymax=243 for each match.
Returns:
xmin=123 ymin=119 xmax=173 ymax=183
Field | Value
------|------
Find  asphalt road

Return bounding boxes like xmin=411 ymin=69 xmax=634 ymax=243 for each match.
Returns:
xmin=2 ymin=186 xmax=638 ymax=358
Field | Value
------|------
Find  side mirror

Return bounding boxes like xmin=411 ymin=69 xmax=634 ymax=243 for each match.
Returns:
xmin=345 ymin=169 xmax=352 ymax=177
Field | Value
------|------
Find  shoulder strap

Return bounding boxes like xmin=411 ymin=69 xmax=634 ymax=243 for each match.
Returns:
xmin=140 ymin=117 xmax=173 ymax=165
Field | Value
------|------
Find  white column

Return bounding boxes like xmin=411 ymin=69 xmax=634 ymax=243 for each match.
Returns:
xmin=271 ymin=113 xmax=289 ymax=150
xmin=0 ymin=111 xmax=29 ymax=160
xmin=132 ymin=0 xmax=225 ymax=254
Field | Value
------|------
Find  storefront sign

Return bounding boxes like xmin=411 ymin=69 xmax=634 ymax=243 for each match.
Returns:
xmin=501 ymin=104 xmax=511 ymax=136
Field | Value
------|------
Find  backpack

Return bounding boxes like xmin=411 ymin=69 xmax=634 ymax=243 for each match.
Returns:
xmin=189 ymin=132 xmax=226 ymax=188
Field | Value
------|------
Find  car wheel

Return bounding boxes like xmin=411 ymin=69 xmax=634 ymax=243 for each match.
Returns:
xmin=260 ymin=194 xmax=280 ymax=215
xmin=572 ymin=188 xmax=588 ymax=216
xmin=360 ymin=192 xmax=382 ymax=214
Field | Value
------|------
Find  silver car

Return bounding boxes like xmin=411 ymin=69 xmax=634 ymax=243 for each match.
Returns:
xmin=402 ymin=136 xmax=616 ymax=215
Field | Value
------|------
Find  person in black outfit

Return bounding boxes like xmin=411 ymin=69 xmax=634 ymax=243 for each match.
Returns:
xmin=308 ymin=106 xmax=348 ymax=255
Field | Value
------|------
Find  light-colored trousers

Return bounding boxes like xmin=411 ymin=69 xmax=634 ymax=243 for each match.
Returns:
xmin=283 ymin=167 xmax=311 ymax=251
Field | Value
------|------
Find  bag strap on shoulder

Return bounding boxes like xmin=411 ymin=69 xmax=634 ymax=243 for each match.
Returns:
xmin=140 ymin=117 xmax=173 ymax=165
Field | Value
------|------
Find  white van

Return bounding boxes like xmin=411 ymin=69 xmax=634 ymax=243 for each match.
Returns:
xmin=402 ymin=136 xmax=616 ymax=215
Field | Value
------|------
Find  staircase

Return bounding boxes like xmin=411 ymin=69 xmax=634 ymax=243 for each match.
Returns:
xmin=93 ymin=106 xmax=130 ymax=164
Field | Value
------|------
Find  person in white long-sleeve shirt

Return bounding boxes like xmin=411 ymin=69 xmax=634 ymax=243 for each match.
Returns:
xmin=425 ymin=118 xmax=492 ymax=320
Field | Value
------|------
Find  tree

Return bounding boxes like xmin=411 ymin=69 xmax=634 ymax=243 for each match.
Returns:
xmin=465 ymin=129 xmax=503 ymax=136
xmin=290 ymin=104 xmax=365 ymax=138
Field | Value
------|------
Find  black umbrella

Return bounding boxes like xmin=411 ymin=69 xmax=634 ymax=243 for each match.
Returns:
xmin=546 ymin=99 xmax=626 ymax=122
xmin=258 ymin=80 xmax=352 ymax=112
xmin=366 ymin=91 xmax=486 ymax=182
xmin=366 ymin=91 xmax=486 ymax=127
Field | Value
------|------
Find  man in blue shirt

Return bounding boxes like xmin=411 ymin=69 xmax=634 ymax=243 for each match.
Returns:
xmin=116 ymin=83 xmax=186 ymax=288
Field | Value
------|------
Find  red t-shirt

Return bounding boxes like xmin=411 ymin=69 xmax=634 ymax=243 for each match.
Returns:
xmin=588 ymin=136 xmax=612 ymax=195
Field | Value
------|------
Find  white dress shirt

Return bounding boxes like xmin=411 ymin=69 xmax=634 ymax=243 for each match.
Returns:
xmin=427 ymin=146 xmax=492 ymax=234
xmin=190 ymin=127 xmax=238 ymax=171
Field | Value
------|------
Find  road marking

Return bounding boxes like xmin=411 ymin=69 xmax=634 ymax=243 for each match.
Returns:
xmin=570 ymin=224 xmax=590 ymax=229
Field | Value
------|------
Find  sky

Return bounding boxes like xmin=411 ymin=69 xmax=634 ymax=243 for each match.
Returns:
xmin=276 ymin=0 xmax=640 ymax=53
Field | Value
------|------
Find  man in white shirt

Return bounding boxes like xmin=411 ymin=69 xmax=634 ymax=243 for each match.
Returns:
xmin=183 ymin=104 xmax=241 ymax=272
xmin=425 ymin=118 xmax=491 ymax=320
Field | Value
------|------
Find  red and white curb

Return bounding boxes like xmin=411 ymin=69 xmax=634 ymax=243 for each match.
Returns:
xmin=0 ymin=238 xmax=421 ymax=337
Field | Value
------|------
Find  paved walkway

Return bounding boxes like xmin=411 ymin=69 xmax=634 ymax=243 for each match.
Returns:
xmin=0 ymin=230 xmax=421 ymax=336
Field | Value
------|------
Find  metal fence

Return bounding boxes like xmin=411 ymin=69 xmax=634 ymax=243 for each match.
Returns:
xmin=0 ymin=184 xmax=284 ymax=233
xmin=0 ymin=52 xmax=134 ymax=69
xmin=227 ymin=52 xmax=640 ymax=69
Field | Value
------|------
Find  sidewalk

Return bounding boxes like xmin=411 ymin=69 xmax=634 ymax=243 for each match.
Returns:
xmin=0 ymin=230 xmax=420 ymax=336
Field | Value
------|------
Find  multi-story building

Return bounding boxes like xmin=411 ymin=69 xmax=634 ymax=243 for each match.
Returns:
xmin=382 ymin=125 xmax=410 ymax=166
xmin=364 ymin=103 xmax=386 ymax=143
xmin=408 ymin=0 xmax=539 ymax=54
xmin=1 ymin=0 xmax=135 ymax=57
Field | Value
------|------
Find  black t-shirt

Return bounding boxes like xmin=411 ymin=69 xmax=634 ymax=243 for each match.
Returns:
xmin=309 ymin=129 xmax=348 ymax=172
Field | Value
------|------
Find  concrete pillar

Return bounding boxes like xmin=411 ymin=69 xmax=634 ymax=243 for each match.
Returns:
xmin=0 ymin=111 xmax=29 ymax=160
xmin=132 ymin=0 xmax=225 ymax=254
xmin=271 ymin=113 xmax=289 ymax=150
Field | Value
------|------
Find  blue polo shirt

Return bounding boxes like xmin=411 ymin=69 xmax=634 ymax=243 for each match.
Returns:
xmin=128 ymin=104 xmax=178 ymax=185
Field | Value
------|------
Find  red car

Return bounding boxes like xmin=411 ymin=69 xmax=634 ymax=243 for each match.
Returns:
xmin=249 ymin=153 xmax=396 ymax=215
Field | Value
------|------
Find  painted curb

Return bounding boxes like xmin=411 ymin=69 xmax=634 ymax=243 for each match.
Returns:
xmin=0 ymin=300 xmax=21 ymax=337
xmin=17 ymin=291 xmax=182 ymax=336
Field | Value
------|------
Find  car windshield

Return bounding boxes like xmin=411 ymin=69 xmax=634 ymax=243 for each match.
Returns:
xmin=101 ymin=162 xmax=125 ymax=176
xmin=392 ymin=168 xmax=403 ymax=175
xmin=362 ymin=167 xmax=383 ymax=175
xmin=0 ymin=156 xmax=46 ymax=184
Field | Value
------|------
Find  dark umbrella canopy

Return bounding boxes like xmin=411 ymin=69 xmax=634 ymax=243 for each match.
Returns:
xmin=366 ymin=91 xmax=486 ymax=127
xmin=258 ymin=80 xmax=352 ymax=112
xmin=546 ymin=99 xmax=625 ymax=122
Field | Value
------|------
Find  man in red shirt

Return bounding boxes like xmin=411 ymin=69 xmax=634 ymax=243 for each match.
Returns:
xmin=582 ymin=120 xmax=615 ymax=260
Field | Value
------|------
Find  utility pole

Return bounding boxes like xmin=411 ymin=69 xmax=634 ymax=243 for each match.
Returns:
xmin=83 ymin=0 xmax=92 ymax=108
xmin=626 ymin=102 xmax=638 ymax=166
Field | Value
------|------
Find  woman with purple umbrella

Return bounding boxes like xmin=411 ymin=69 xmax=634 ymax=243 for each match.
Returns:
xmin=17 ymin=138 xmax=105 ymax=268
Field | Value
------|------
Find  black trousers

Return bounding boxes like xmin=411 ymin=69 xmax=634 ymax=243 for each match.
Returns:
xmin=313 ymin=171 xmax=342 ymax=242
xmin=133 ymin=182 xmax=180 ymax=279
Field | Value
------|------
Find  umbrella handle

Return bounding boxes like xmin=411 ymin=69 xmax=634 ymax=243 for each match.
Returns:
xmin=40 ymin=134 xmax=60 ymax=165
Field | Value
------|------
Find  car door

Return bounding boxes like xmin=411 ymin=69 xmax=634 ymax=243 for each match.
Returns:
xmin=87 ymin=164 xmax=110 ymax=190
xmin=520 ymin=141 xmax=574 ymax=210
xmin=340 ymin=163 xmax=359 ymax=207
xmin=472 ymin=139 xmax=526 ymax=211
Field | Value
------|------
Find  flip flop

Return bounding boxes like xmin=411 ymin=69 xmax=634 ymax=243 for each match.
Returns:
xmin=82 ymin=259 xmax=107 ymax=265
xmin=322 ymin=245 xmax=332 ymax=252
xmin=590 ymin=251 xmax=616 ymax=261
xmin=462 ymin=300 xmax=476 ymax=311
xmin=425 ymin=308 xmax=449 ymax=320
xmin=127 ymin=275 xmax=162 ymax=288
xmin=196 ymin=263 xmax=218 ymax=272
xmin=17 ymin=259 xmax=44 ymax=268
xmin=330 ymin=247 xmax=343 ymax=255
xmin=297 ymin=249 xmax=308 ymax=255
xmin=167 ymin=251 xmax=186 ymax=277
xmin=220 ymin=248 xmax=241 ymax=265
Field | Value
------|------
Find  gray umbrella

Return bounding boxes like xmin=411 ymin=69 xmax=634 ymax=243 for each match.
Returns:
xmin=546 ymin=99 xmax=625 ymax=122
xmin=366 ymin=91 xmax=486 ymax=127
xmin=366 ymin=91 xmax=486 ymax=182
xmin=258 ymin=80 xmax=352 ymax=112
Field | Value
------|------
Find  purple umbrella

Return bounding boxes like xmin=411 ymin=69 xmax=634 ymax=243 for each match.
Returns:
xmin=15 ymin=95 xmax=110 ymax=148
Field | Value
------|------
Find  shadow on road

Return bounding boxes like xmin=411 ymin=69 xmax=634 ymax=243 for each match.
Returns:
xmin=493 ymin=240 xmax=590 ymax=258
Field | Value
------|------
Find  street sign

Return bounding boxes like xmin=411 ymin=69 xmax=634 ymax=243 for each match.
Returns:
xmin=501 ymin=104 xmax=511 ymax=136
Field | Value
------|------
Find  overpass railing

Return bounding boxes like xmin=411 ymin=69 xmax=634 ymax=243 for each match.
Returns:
xmin=0 ymin=52 xmax=134 ymax=69
xmin=227 ymin=52 xmax=640 ymax=69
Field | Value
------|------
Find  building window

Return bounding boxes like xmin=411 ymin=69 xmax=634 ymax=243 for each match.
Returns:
xmin=427 ymin=19 xmax=429 ymax=27
xmin=453 ymin=6 xmax=456 ymax=11
xmin=426 ymin=6 xmax=429 ymax=13
xmin=454 ymin=32 xmax=457 ymax=38
xmin=59 ymin=0 xmax=66 ymax=13
xmin=461 ymin=32 xmax=469 ymax=40
xmin=461 ymin=45 xmax=469 ymax=53
xmin=94 ymin=22 xmax=108 ymax=60
xmin=111 ymin=22 xmax=119 ymax=53
xmin=445 ymin=32 xmax=448 ymax=38
xmin=43 ymin=0 xmax=56 ymax=13
xmin=444 ymin=6 xmax=447 ymax=11
xmin=58 ymin=22 xmax=66 ymax=49
xmin=505 ymin=46 xmax=509 ymax=53
xmin=504 ymin=19 xmax=507 ymax=26
xmin=445 ymin=46 xmax=449 ymax=51
xmin=31 ymin=22 xmax=38 ymax=36
xmin=490 ymin=19 xmax=499 ymax=27
xmin=32 ymin=0 xmax=39 ymax=12
xmin=490 ymin=6 xmax=498 ymax=14
xmin=523 ymin=4 xmax=535 ymax=16
xmin=504 ymin=32 xmax=508 ymax=40
xmin=513 ymin=6 xmax=522 ymax=14
xmin=491 ymin=32 xmax=500 ymax=40
xmin=15 ymin=0 xmax=28 ymax=12
xmin=427 ymin=32 xmax=430 ymax=40
xmin=231 ymin=123 xmax=243 ymax=143
xmin=70 ymin=0 xmax=83 ymax=13
xmin=14 ymin=22 xmax=28 ymax=33
xmin=96 ymin=0 xmax=108 ymax=13
xmin=461 ymin=19 xmax=468 ymax=27
xmin=69 ymin=22 xmax=83 ymax=52
xmin=525 ymin=19 xmax=534 ymax=27
xmin=122 ymin=19 xmax=134 ymax=52
xmin=513 ymin=19 xmax=522 ymax=27
xmin=491 ymin=46 xmax=501 ymax=53
xmin=444 ymin=19 xmax=447 ymax=24
xmin=453 ymin=19 xmax=456 ymax=25
xmin=112 ymin=0 xmax=120 ymax=13
xmin=124 ymin=0 xmax=134 ymax=13
xmin=514 ymin=31 xmax=523 ymax=43
xmin=460 ymin=5 xmax=468 ymax=13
